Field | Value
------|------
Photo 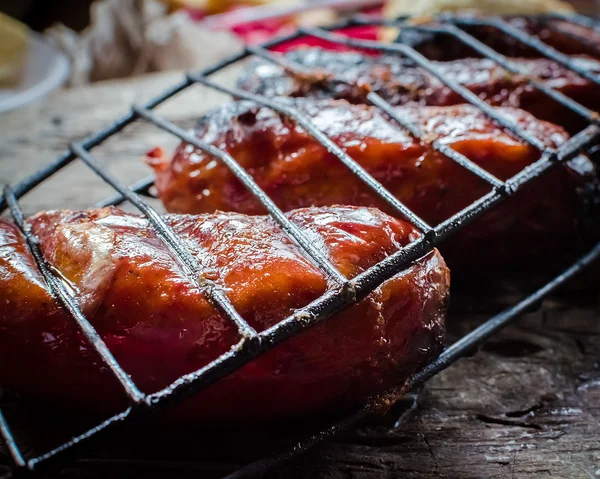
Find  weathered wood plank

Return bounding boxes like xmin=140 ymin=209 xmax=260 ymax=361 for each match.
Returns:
xmin=0 ymin=67 xmax=241 ymax=214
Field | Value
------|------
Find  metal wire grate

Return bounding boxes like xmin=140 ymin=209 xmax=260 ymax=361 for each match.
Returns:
xmin=1 ymin=13 xmax=600 ymax=479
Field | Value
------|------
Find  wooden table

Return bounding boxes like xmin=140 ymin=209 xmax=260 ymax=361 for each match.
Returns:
xmin=1 ymin=72 xmax=600 ymax=479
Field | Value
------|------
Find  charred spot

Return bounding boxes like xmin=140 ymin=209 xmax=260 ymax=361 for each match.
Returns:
xmin=237 ymin=108 xmax=258 ymax=126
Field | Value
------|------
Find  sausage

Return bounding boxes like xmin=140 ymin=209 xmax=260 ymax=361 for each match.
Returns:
xmin=148 ymin=100 xmax=596 ymax=275
xmin=238 ymin=48 xmax=600 ymax=134
xmin=0 ymin=205 xmax=448 ymax=421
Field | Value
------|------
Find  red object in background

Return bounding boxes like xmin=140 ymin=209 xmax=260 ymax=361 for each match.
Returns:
xmin=231 ymin=13 xmax=298 ymax=45
xmin=186 ymin=4 xmax=383 ymax=52
xmin=270 ymin=25 xmax=381 ymax=53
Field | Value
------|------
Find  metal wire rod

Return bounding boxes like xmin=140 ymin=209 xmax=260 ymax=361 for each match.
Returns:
xmin=28 ymin=408 xmax=133 ymax=471
xmin=0 ymin=410 xmax=25 ymax=469
xmin=95 ymin=175 xmax=155 ymax=208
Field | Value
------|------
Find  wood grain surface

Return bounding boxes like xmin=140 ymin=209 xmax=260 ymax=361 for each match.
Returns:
xmin=0 ymin=70 xmax=599 ymax=479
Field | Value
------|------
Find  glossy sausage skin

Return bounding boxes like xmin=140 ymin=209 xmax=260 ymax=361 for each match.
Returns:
xmin=149 ymin=100 xmax=596 ymax=274
xmin=0 ymin=206 xmax=448 ymax=421
xmin=238 ymin=48 xmax=600 ymax=134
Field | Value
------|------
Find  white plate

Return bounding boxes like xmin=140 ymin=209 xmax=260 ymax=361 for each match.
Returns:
xmin=0 ymin=31 xmax=70 ymax=113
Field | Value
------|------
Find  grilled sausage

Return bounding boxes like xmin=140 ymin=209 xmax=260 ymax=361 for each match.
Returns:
xmin=238 ymin=48 xmax=600 ymax=134
xmin=0 ymin=206 xmax=448 ymax=420
xmin=148 ymin=100 xmax=596 ymax=275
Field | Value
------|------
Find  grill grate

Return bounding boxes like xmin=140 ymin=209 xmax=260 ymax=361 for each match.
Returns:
xmin=2 ymin=13 xmax=600 ymax=479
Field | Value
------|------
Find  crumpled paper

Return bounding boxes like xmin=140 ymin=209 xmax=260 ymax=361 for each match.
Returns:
xmin=46 ymin=0 xmax=243 ymax=86
xmin=47 ymin=0 xmax=578 ymax=86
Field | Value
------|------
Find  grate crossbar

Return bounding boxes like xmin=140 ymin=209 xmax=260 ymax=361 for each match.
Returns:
xmin=28 ymin=408 xmax=133 ymax=471
xmin=0 ymin=410 xmax=24 ymax=470
xmin=96 ymin=175 xmax=156 ymax=208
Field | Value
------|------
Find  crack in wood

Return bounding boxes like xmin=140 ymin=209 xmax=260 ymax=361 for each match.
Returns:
xmin=505 ymin=402 xmax=545 ymax=418
xmin=421 ymin=430 xmax=438 ymax=472
xmin=511 ymin=451 xmax=517 ymax=479
xmin=475 ymin=414 xmax=543 ymax=430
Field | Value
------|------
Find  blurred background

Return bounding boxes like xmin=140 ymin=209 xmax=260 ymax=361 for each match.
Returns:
xmin=1 ymin=0 xmax=598 ymax=33
xmin=0 ymin=0 xmax=599 ymax=112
